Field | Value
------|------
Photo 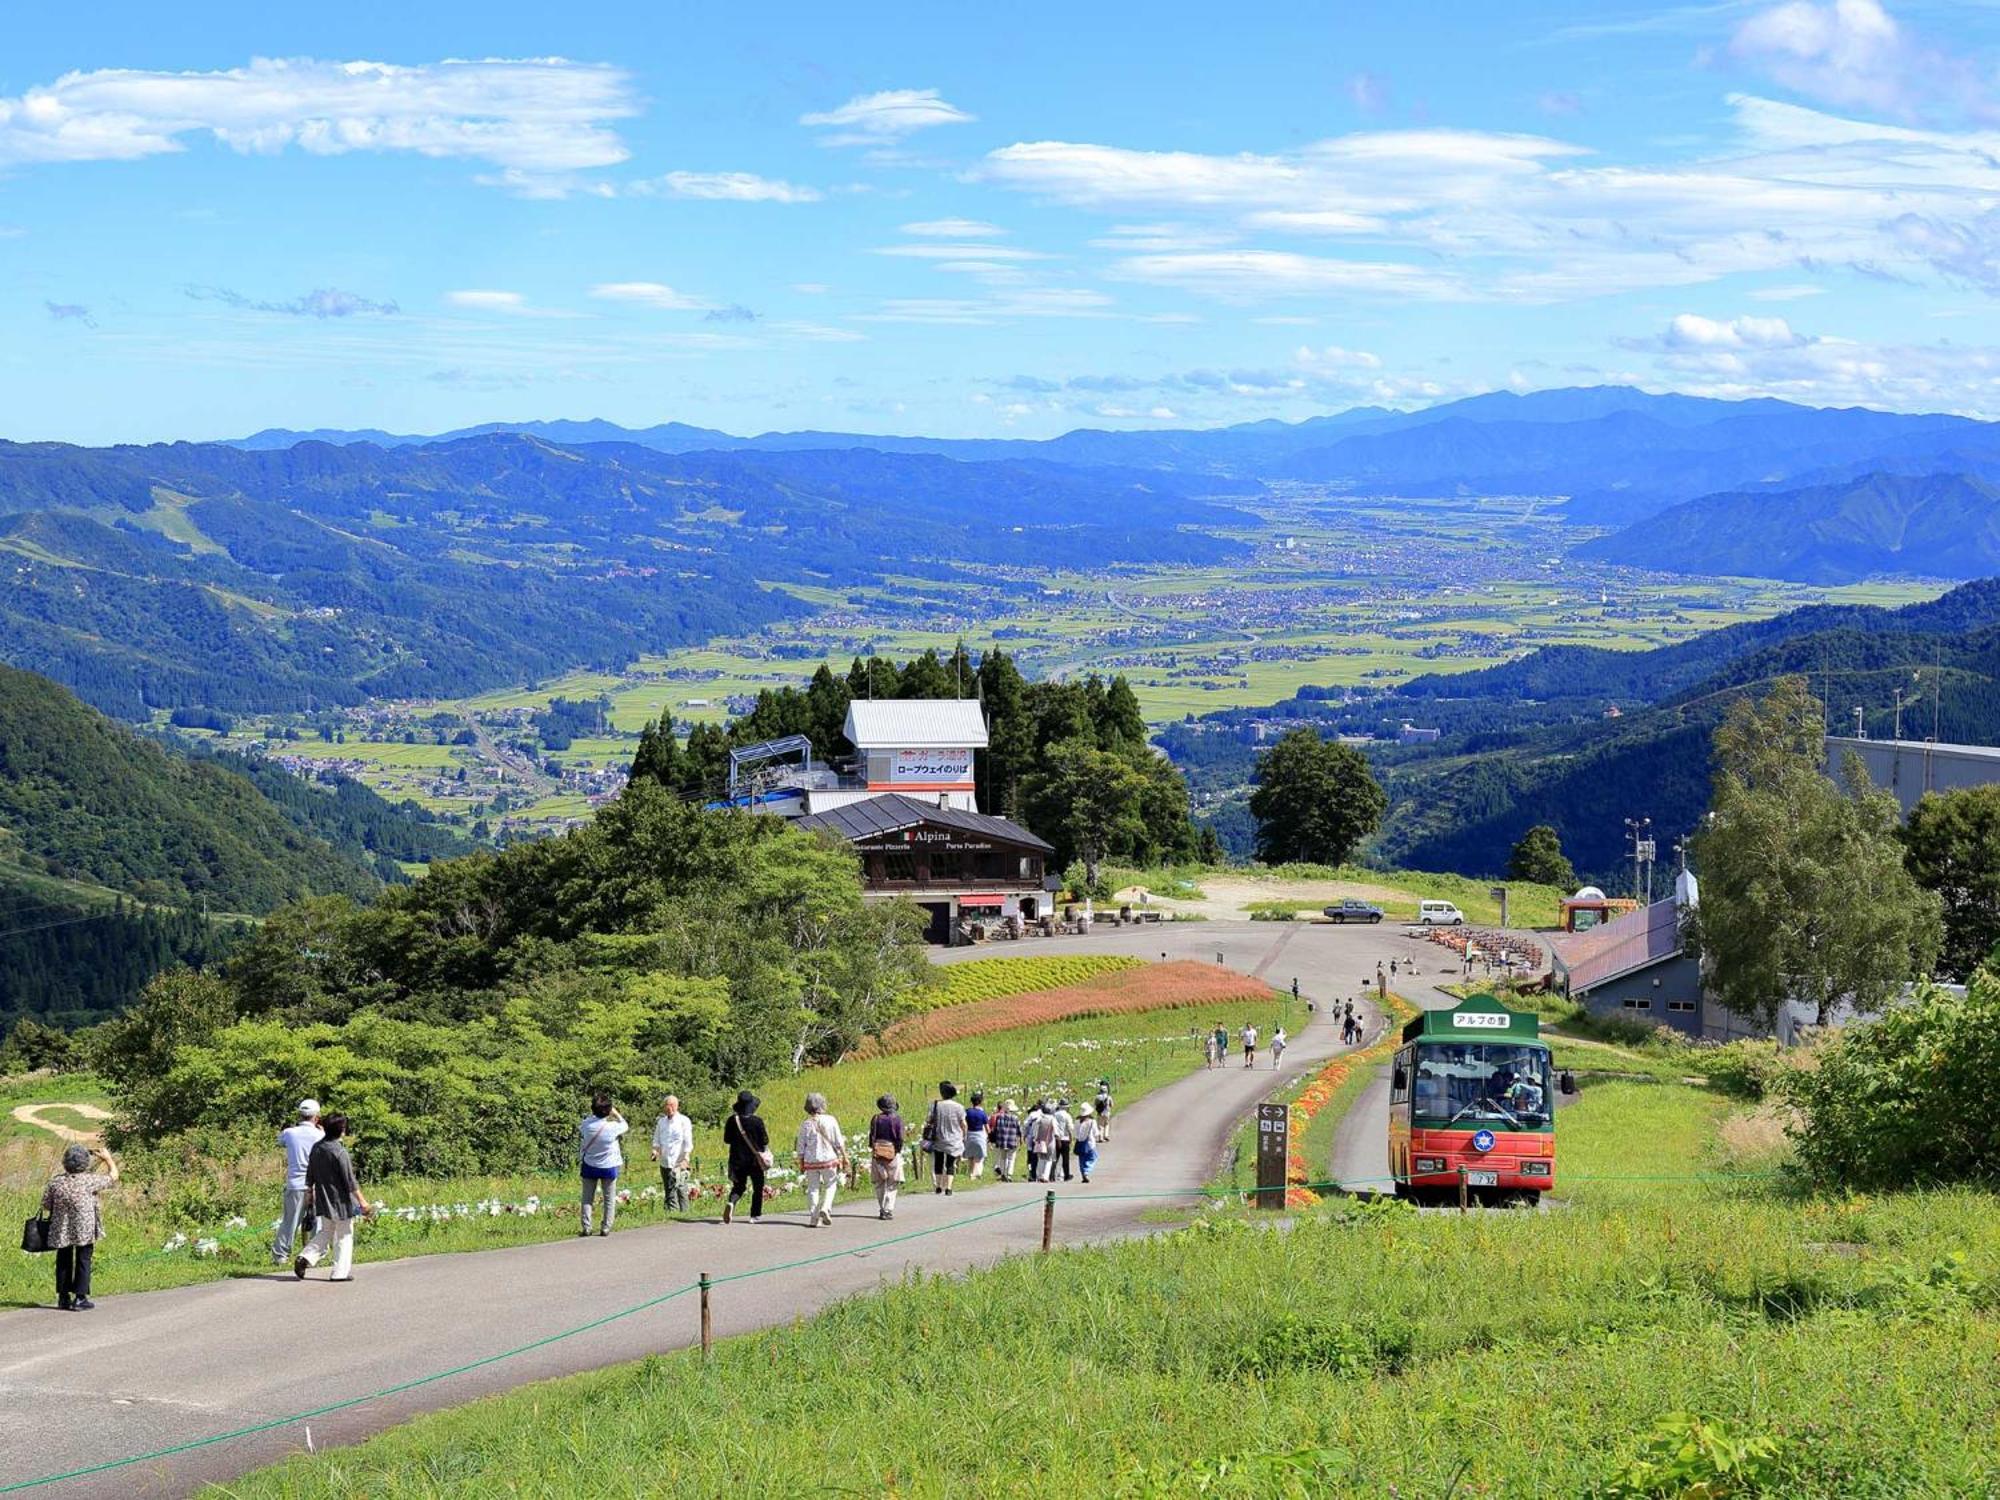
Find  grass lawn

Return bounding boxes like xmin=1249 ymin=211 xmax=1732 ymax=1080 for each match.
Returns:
xmin=212 ymin=1077 xmax=2000 ymax=1498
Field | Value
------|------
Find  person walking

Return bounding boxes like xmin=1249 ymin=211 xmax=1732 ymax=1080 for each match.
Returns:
xmin=1271 ymin=1027 xmax=1287 ymax=1069
xmin=1241 ymin=1022 xmax=1259 ymax=1068
xmin=1051 ymin=1098 xmax=1076 ymax=1182
xmin=1093 ymin=1078 xmax=1113 ymax=1141
xmin=578 ymin=1092 xmax=629 ymax=1237
xmin=40 ymin=1142 xmax=118 ymax=1311
xmin=294 ymin=1114 xmax=373 ymax=1282
xmin=923 ymin=1080 xmax=969 ymax=1196
xmin=649 ymin=1095 xmax=693 ymax=1214
xmin=1074 ymin=1105 xmax=1100 ymax=1183
xmin=272 ymin=1099 xmax=323 ymax=1266
xmin=795 ymin=1093 xmax=845 ymax=1228
xmin=867 ymin=1094 xmax=906 ymax=1220
xmin=988 ymin=1099 xmax=1023 ymax=1182
xmin=1212 ymin=1023 xmax=1229 ymax=1068
xmin=962 ymin=1091 xmax=990 ymax=1180
xmin=1026 ymin=1099 xmax=1059 ymax=1182
xmin=721 ymin=1091 xmax=771 ymax=1225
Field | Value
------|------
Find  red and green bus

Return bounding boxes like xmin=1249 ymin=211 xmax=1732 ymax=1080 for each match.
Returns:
xmin=1388 ymin=995 xmax=1554 ymax=1205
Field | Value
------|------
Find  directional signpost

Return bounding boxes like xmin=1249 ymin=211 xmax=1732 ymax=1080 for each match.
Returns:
xmin=1255 ymin=1101 xmax=1290 ymax=1210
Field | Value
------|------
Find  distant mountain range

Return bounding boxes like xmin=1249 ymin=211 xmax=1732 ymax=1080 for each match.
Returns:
xmin=1575 ymin=472 xmax=2000 ymax=583
xmin=229 ymin=386 xmax=2000 ymax=547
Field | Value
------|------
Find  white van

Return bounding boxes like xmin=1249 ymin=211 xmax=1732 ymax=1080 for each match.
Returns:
xmin=1417 ymin=900 xmax=1465 ymax=927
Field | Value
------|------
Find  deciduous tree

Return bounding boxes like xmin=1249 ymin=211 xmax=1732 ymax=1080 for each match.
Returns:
xmin=1900 ymin=784 xmax=2000 ymax=981
xmin=1507 ymin=824 xmax=1576 ymax=888
xmin=1247 ymin=729 xmax=1386 ymax=867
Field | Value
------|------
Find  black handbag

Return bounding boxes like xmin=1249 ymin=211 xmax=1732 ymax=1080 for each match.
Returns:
xmin=21 ymin=1213 xmax=51 ymax=1254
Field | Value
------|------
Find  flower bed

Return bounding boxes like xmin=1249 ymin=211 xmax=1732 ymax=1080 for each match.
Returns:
xmin=859 ymin=962 xmax=1270 ymax=1057
xmin=918 ymin=955 xmax=1145 ymax=1012
xmin=1280 ymin=995 xmax=1419 ymax=1207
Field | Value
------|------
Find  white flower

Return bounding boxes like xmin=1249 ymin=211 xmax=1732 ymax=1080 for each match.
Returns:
xmin=225 ymin=1215 xmax=249 ymax=1230
xmin=194 ymin=1238 xmax=220 ymax=1257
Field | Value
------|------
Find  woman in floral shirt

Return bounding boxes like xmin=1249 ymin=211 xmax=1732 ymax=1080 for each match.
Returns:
xmin=40 ymin=1142 xmax=119 ymax=1311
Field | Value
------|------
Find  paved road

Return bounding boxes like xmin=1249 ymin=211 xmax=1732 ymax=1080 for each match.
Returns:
xmin=0 ymin=923 xmax=1389 ymax=1498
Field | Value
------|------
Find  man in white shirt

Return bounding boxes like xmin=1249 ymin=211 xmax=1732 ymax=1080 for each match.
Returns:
xmin=1051 ymin=1100 xmax=1075 ymax=1182
xmin=272 ymin=1099 xmax=323 ymax=1265
xmin=1241 ymin=1023 xmax=1259 ymax=1069
xmin=649 ymin=1095 xmax=694 ymax=1213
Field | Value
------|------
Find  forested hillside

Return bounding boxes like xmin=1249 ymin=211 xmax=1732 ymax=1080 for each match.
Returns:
xmin=0 ymin=434 xmax=1248 ymax=718
xmin=1576 ymin=472 xmax=2000 ymax=582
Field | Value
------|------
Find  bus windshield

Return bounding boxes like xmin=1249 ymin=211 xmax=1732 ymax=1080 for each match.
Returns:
xmin=1411 ymin=1042 xmax=1552 ymax=1131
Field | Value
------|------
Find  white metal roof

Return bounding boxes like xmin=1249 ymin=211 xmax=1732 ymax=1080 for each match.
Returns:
xmin=844 ymin=698 xmax=989 ymax=749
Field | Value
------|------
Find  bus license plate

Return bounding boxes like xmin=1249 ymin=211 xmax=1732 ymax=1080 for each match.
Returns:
xmin=1466 ymin=1170 xmax=1498 ymax=1187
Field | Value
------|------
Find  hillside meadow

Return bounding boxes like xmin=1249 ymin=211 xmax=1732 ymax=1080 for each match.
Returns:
xmin=209 ymin=1078 xmax=2000 ymax=1498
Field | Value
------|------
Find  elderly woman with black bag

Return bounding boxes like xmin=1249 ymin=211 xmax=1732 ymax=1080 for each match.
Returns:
xmin=34 ymin=1142 xmax=119 ymax=1311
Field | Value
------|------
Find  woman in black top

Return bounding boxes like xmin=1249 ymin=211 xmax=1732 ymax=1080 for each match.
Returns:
xmin=722 ymin=1090 xmax=770 ymax=1224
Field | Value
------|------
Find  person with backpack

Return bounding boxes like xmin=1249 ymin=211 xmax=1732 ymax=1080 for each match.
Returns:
xmin=867 ymin=1094 xmax=906 ymax=1220
xmin=923 ymin=1080 xmax=969 ymax=1196
xmin=794 ymin=1093 xmax=846 ymax=1228
xmin=722 ymin=1091 xmax=771 ymax=1225
xmin=988 ymin=1099 xmax=1024 ymax=1182
xmin=1093 ymin=1078 xmax=1113 ymax=1141
xmin=1212 ymin=1023 xmax=1229 ymax=1068
xmin=577 ymin=1091 xmax=629 ymax=1238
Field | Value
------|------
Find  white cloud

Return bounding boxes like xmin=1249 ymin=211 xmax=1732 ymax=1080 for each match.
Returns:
xmin=1296 ymin=343 xmax=1384 ymax=368
xmin=445 ymin=289 xmax=526 ymax=311
xmin=589 ymin=281 xmax=712 ymax=311
xmin=855 ymin=287 xmax=1112 ymax=324
xmin=872 ymin=242 xmax=1050 ymax=261
xmin=0 ymin=56 xmax=636 ymax=194
xmin=800 ymin=88 xmax=972 ymax=146
xmin=1111 ymin=250 xmax=1464 ymax=300
xmin=1726 ymin=0 xmax=1954 ymax=119
xmin=982 ymin=96 xmax=2000 ymax=304
xmin=1658 ymin=312 xmax=1807 ymax=350
xmin=901 ymin=217 xmax=1005 ymax=237
xmin=637 ymin=170 xmax=821 ymax=202
xmin=1748 ymin=282 xmax=1829 ymax=300
xmin=1631 ymin=312 xmax=2000 ymax=415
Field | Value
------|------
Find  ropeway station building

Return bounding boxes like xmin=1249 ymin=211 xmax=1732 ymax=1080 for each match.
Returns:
xmin=718 ymin=698 xmax=1054 ymax=942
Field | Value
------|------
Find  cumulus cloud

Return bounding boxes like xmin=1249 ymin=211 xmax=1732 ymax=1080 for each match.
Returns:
xmin=1658 ymin=312 xmax=1808 ymax=350
xmin=185 ymin=284 xmax=398 ymax=317
xmin=0 ymin=56 xmax=637 ymax=195
xmin=800 ymin=88 xmax=972 ymax=146
xmin=588 ymin=281 xmax=711 ymax=311
xmin=637 ymin=170 xmax=821 ymax=202
xmin=44 ymin=300 xmax=93 ymax=326
xmin=1725 ymin=0 xmax=1962 ymax=119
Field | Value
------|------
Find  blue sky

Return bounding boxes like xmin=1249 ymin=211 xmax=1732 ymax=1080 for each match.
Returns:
xmin=11 ymin=0 xmax=2000 ymax=443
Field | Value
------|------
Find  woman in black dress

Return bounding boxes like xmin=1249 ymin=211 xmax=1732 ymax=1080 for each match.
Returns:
xmin=721 ymin=1090 xmax=770 ymax=1224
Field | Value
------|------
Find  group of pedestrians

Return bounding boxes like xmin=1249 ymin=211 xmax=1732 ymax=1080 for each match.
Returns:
xmin=267 ymin=1098 xmax=377 ymax=1282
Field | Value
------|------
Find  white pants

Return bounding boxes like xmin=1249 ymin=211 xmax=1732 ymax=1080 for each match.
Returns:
xmin=804 ymin=1166 xmax=840 ymax=1221
xmin=299 ymin=1215 xmax=354 ymax=1279
xmin=1031 ymin=1151 xmax=1053 ymax=1182
xmin=996 ymin=1147 xmax=1020 ymax=1179
xmin=870 ymin=1155 xmax=903 ymax=1213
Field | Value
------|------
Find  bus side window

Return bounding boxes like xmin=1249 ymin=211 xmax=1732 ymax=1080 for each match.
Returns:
xmin=1392 ymin=1065 xmax=1408 ymax=1094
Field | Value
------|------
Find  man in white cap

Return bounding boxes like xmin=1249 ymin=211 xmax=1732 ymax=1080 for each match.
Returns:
xmin=272 ymin=1099 xmax=324 ymax=1265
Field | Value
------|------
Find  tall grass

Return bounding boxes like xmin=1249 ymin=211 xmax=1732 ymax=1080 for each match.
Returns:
xmin=217 ymin=1080 xmax=2000 ymax=1498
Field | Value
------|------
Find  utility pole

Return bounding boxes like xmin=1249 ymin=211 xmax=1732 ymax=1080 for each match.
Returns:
xmin=1893 ymin=688 xmax=1904 ymax=742
xmin=1852 ymin=705 xmax=1865 ymax=740
xmin=1624 ymin=816 xmax=1654 ymax=904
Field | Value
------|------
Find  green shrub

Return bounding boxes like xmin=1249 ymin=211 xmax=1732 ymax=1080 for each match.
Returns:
xmin=1604 ymin=1412 xmax=1790 ymax=1498
xmin=1248 ymin=907 xmax=1296 ymax=922
xmin=1778 ymin=973 xmax=2000 ymax=1190
xmin=1696 ymin=1040 xmax=1783 ymax=1100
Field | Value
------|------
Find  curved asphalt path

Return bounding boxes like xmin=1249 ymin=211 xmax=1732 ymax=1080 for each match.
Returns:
xmin=0 ymin=922 xmax=1453 ymax=1498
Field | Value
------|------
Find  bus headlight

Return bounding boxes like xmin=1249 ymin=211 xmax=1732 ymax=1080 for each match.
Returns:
xmin=1521 ymin=1161 xmax=1551 ymax=1177
xmin=1414 ymin=1157 xmax=1447 ymax=1174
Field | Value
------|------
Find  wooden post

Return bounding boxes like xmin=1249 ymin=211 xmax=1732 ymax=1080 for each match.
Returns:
xmin=699 ymin=1272 xmax=713 ymax=1359
xmin=1457 ymin=1167 xmax=1469 ymax=1214
xmin=1041 ymin=1190 xmax=1055 ymax=1253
